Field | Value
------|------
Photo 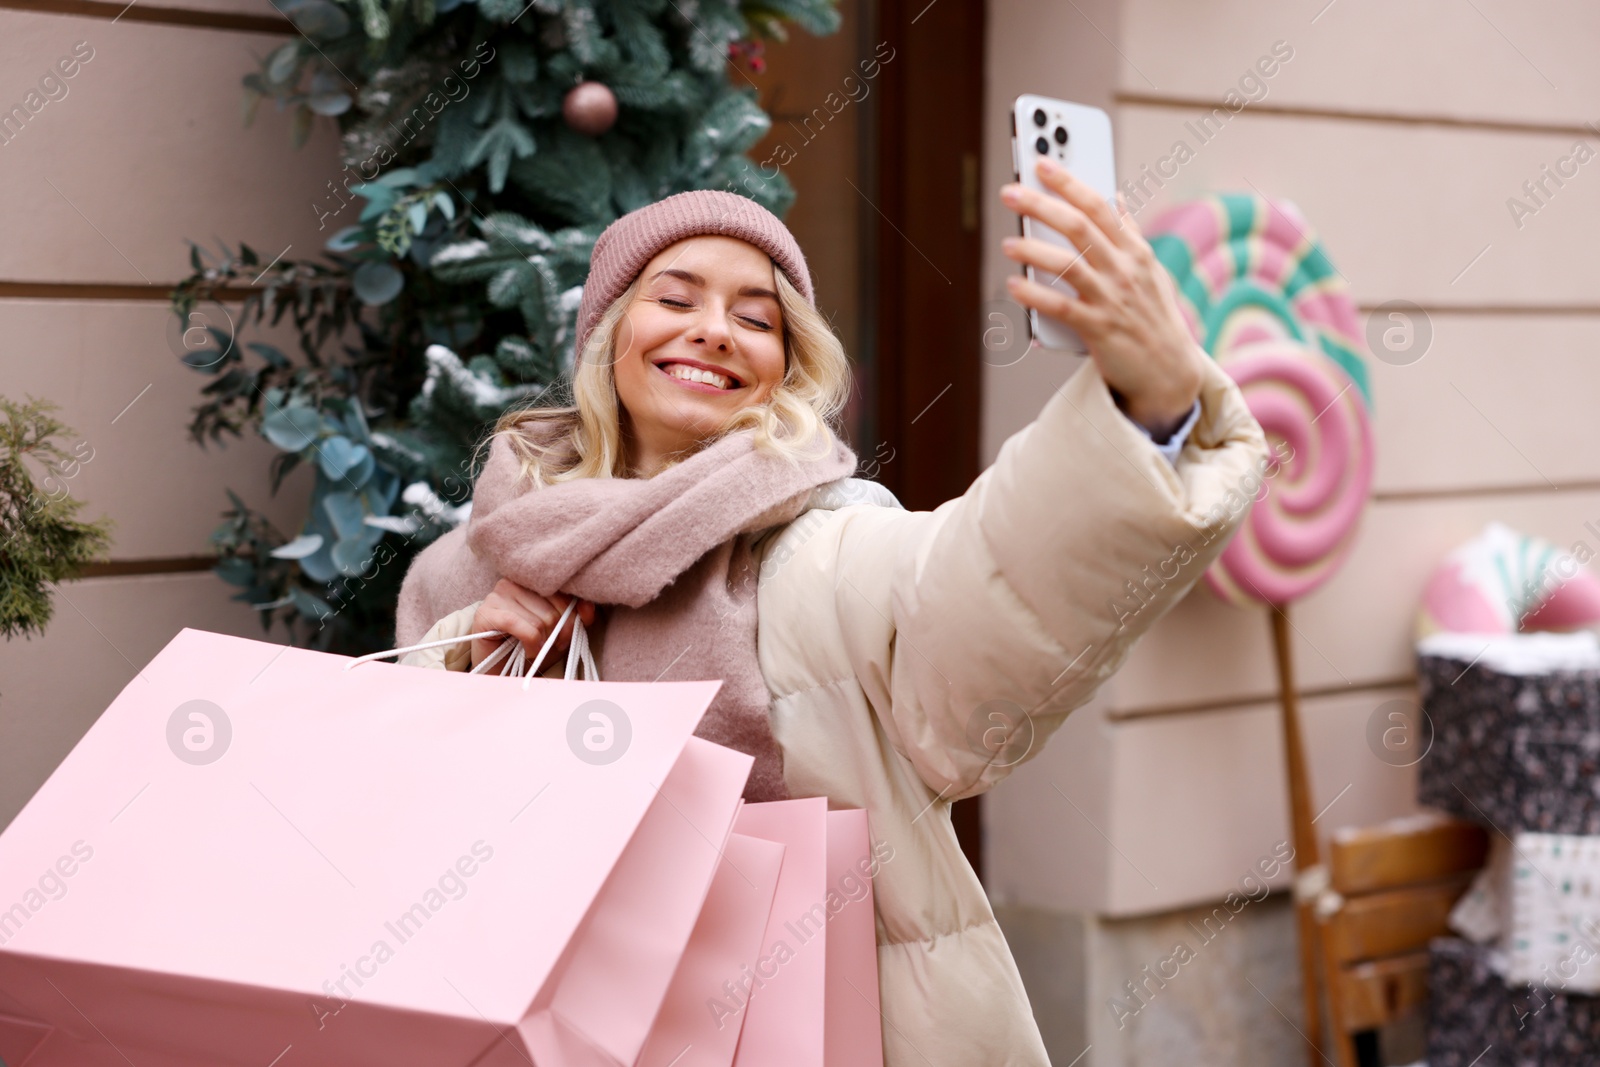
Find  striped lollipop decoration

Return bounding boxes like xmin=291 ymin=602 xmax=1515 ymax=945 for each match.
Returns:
xmin=1148 ymin=194 xmax=1377 ymax=1066
xmin=1147 ymin=193 xmax=1375 ymax=608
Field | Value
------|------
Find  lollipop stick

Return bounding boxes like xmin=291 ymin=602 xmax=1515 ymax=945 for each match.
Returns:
xmin=1270 ymin=605 xmax=1329 ymax=1067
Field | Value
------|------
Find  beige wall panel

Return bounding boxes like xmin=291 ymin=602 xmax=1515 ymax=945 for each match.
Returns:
xmin=1102 ymin=698 xmax=1292 ymax=915
xmin=0 ymin=11 xmax=343 ymax=284
xmin=1109 ymin=488 xmax=1600 ymax=714
xmin=1367 ymin=312 xmax=1600 ymax=494
xmin=2 ymin=299 xmax=313 ymax=558
xmin=1120 ymin=0 xmax=1597 ymax=128
xmin=0 ymin=571 xmax=278 ymax=831
xmin=1103 ymin=687 xmax=1422 ymax=915
xmin=991 ymin=686 xmax=1419 ymax=917
xmin=1116 ymin=106 xmax=1600 ymax=306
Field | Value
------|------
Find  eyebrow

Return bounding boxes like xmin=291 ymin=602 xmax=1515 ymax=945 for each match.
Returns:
xmin=648 ymin=268 xmax=780 ymax=302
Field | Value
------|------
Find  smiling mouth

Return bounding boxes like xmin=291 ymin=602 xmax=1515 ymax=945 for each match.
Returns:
xmin=652 ymin=360 xmax=742 ymax=392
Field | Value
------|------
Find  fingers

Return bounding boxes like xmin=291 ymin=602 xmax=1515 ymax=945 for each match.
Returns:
xmin=1004 ymin=272 xmax=1106 ymax=338
xmin=1001 ymin=234 xmax=1108 ymax=303
xmin=471 ymin=582 xmax=599 ymax=675
xmin=1035 ymin=159 xmax=1147 ymax=257
xmin=480 ymin=580 xmax=564 ymax=659
xmin=1001 ymin=180 xmax=1123 ymax=276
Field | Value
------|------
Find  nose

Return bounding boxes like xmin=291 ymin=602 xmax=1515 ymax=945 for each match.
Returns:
xmin=690 ymin=303 xmax=735 ymax=352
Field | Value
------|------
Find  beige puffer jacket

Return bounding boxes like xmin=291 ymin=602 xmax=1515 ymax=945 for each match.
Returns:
xmin=400 ymin=355 xmax=1268 ymax=1065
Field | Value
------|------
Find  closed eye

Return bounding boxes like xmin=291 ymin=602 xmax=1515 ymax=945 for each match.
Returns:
xmin=659 ymin=297 xmax=773 ymax=331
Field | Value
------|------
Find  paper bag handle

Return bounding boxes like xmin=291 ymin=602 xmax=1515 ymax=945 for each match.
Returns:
xmin=345 ymin=598 xmax=598 ymax=686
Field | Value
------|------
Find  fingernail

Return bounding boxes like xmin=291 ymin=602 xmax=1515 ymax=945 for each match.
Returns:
xmin=1000 ymin=185 xmax=1021 ymax=204
xmin=1001 ymin=236 xmax=1018 ymax=252
xmin=1037 ymin=157 xmax=1061 ymax=174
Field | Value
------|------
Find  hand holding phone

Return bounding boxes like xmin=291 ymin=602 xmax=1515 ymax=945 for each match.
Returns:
xmin=1001 ymin=94 xmax=1205 ymax=433
xmin=1008 ymin=95 xmax=1118 ymax=354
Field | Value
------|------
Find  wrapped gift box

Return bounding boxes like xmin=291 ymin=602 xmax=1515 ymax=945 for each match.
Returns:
xmin=1508 ymin=832 xmax=1600 ymax=993
xmin=1427 ymin=936 xmax=1600 ymax=1065
xmin=1416 ymin=632 xmax=1600 ymax=836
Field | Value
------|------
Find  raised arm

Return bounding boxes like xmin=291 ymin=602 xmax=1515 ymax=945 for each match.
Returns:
xmin=758 ymin=351 xmax=1268 ymax=801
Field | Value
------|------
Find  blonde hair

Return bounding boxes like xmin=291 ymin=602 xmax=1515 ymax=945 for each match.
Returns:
xmin=485 ymin=264 xmax=851 ymax=486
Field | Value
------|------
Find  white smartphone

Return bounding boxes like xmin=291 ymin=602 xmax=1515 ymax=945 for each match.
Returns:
xmin=1010 ymin=95 xmax=1117 ymax=354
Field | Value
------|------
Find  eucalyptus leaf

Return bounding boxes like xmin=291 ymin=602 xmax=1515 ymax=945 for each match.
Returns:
xmin=308 ymin=68 xmax=343 ymax=94
xmin=376 ymin=167 xmax=421 ymax=188
xmin=288 ymin=586 xmax=334 ymax=621
xmin=308 ymin=91 xmax=353 ymax=116
xmin=346 ymin=448 xmax=376 ymax=487
xmin=297 ymin=539 xmax=338 ymax=583
xmin=340 ymin=402 xmax=371 ymax=443
xmin=181 ymin=348 xmax=228 ymax=371
xmin=321 ymin=490 xmax=366 ymax=540
xmin=352 ymin=261 xmax=405 ymax=305
xmin=363 ymin=466 xmax=401 ymax=513
xmin=316 ymin=436 xmax=370 ymax=481
xmin=331 ymin=535 xmax=380 ymax=577
xmin=286 ymin=0 xmax=351 ymax=38
xmin=266 ymin=42 xmax=301 ymax=85
xmin=261 ymin=404 xmax=322 ymax=452
xmin=324 ymin=225 xmax=365 ymax=252
xmin=269 ymin=533 xmax=324 ymax=559
xmin=215 ymin=557 xmax=256 ymax=587
xmin=354 ymin=184 xmax=397 ymax=221
xmin=247 ymin=342 xmax=289 ymax=368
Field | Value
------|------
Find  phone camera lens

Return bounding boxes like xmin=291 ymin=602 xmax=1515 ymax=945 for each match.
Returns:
xmin=1032 ymin=108 xmax=1047 ymax=128
xmin=1054 ymin=126 xmax=1069 ymax=145
xmin=1034 ymin=136 xmax=1049 ymax=156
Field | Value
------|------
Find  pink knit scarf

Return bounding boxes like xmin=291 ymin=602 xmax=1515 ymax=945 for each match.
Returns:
xmin=395 ymin=425 xmax=857 ymax=802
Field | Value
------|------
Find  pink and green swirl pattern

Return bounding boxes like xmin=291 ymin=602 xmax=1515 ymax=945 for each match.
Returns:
xmin=1147 ymin=193 xmax=1375 ymax=607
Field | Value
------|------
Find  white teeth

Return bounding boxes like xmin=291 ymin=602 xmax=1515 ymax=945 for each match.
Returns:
xmin=663 ymin=363 xmax=732 ymax=390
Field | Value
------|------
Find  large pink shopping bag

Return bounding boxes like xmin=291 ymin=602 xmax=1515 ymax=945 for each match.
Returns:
xmin=0 ymin=626 xmax=749 ymax=1067
xmin=506 ymin=735 xmax=751 ymax=1067
xmin=823 ymin=809 xmax=883 ymax=1067
xmin=635 ymin=832 xmax=788 ymax=1067
xmin=636 ymin=804 xmax=886 ymax=1067
xmin=729 ymin=798 xmax=831 ymax=1067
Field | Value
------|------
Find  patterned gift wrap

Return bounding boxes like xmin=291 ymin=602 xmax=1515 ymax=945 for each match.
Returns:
xmin=1509 ymin=832 xmax=1600 ymax=993
xmin=1427 ymin=937 xmax=1600 ymax=1065
xmin=1416 ymin=643 xmax=1600 ymax=836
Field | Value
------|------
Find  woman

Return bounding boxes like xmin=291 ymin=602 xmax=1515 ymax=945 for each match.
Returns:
xmin=394 ymin=167 xmax=1268 ymax=1065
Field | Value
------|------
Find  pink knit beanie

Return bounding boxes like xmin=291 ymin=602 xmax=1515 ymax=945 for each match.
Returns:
xmin=573 ymin=189 xmax=815 ymax=362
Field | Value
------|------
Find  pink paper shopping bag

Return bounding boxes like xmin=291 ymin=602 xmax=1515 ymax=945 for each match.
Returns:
xmin=637 ymin=804 xmax=886 ymax=1067
xmin=0 ymin=626 xmax=749 ymax=1067
xmin=729 ymin=797 xmax=831 ymax=1067
xmin=635 ymin=832 xmax=787 ymax=1067
xmin=823 ymin=809 xmax=883 ymax=1067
